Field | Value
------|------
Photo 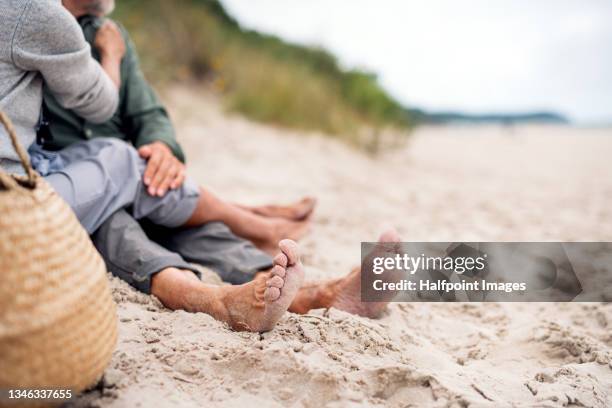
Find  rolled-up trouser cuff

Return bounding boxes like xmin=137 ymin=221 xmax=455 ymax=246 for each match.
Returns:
xmin=142 ymin=221 xmax=274 ymax=285
xmin=92 ymin=209 xmax=202 ymax=294
xmin=106 ymin=254 xmax=201 ymax=294
xmin=217 ymin=251 xmax=273 ymax=284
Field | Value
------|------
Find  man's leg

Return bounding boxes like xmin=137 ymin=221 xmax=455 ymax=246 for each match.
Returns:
xmin=142 ymin=220 xmax=274 ymax=285
xmin=91 ymin=209 xmax=201 ymax=293
xmin=150 ymin=239 xmax=304 ymax=332
xmin=159 ymin=225 xmax=404 ymax=319
xmin=92 ymin=210 xmax=304 ymax=332
xmin=142 ymin=217 xmax=403 ymax=319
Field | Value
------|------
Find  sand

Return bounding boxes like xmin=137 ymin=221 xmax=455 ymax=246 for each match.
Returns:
xmin=73 ymin=87 xmax=612 ymax=407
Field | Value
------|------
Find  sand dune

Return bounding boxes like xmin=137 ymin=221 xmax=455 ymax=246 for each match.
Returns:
xmin=74 ymin=87 xmax=612 ymax=407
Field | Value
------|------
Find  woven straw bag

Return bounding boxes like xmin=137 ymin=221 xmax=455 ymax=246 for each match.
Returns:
xmin=0 ymin=111 xmax=118 ymax=394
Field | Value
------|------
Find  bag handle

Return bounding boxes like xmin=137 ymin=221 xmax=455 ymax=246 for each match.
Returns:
xmin=0 ymin=110 xmax=37 ymax=187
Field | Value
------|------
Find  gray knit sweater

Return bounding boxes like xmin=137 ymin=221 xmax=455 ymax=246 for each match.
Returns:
xmin=0 ymin=0 xmax=118 ymax=174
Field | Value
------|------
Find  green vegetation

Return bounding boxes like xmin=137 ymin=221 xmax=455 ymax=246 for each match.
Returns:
xmin=112 ymin=0 xmax=412 ymax=144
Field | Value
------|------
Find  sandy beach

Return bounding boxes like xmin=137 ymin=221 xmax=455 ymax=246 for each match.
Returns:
xmin=74 ymin=87 xmax=612 ymax=407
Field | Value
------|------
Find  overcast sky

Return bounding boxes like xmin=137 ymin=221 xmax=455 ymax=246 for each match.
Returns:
xmin=221 ymin=0 xmax=612 ymax=124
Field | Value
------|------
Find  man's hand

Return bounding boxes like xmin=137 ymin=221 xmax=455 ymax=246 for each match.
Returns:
xmin=138 ymin=142 xmax=186 ymax=197
xmin=94 ymin=20 xmax=126 ymax=61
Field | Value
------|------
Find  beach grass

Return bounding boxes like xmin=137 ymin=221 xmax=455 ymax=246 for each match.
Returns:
xmin=113 ymin=0 xmax=413 ymax=144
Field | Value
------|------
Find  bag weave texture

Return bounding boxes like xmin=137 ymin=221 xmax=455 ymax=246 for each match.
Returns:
xmin=0 ymin=110 xmax=118 ymax=393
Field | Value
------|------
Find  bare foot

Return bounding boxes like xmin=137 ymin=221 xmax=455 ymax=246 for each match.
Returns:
xmin=215 ymin=239 xmax=304 ymax=331
xmin=151 ymin=241 xmax=304 ymax=332
xmin=289 ymin=228 xmax=401 ymax=318
xmin=240 ymin=197 xmax=317 ymax=221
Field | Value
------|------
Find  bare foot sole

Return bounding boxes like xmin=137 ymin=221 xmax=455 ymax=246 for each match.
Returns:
xmin=332 ymin=228 xmax=402 ymax=318
xmin=248 ymin=197 xmax=317 ymax=221
xmin=216 ymin=240 xmax=304 ymax=332
xmin=289 ymin=228 xmax=401 ymax=319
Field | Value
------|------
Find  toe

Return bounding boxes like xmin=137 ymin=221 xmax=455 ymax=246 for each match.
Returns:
xmin=271 ymin=264 xmax=286 ymax=278
xmin=379 ymin=228 xmax=401 ymax=243
xmin=302 ymin=196 xmax=316 ymax=206
xmin=273 ymin=253 xmax=288 ymax=268
xmin=304 ymin=197 xmax=317 ymax=211
xmin=267 ymin=275 xmax=284 ymax=288
xmin=264 ymin=286 xmax=281 ymax=302
xmin=278 ymin=239 xmax=300 ymax=265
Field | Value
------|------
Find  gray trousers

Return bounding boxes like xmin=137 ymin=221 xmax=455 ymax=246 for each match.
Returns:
xmin=92 ymin=210 xmax=273 ymax=293
xmin=29 ymin=138 xmax=272 ymax=293
xmin=29 ymin=139 xmax=199 ymax=234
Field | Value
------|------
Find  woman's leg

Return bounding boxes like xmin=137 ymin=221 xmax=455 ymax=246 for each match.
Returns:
xmin=36 ymin=139 xmax=310 ymax=251
xmin=183 ymin=187 xmax=310 ymax=255
xmin=234 ymin=196 xmax=317 ymax=221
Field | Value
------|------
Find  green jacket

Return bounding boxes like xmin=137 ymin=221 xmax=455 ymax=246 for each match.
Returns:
xmin=39 ymin=15 xmax=185 ymax=162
